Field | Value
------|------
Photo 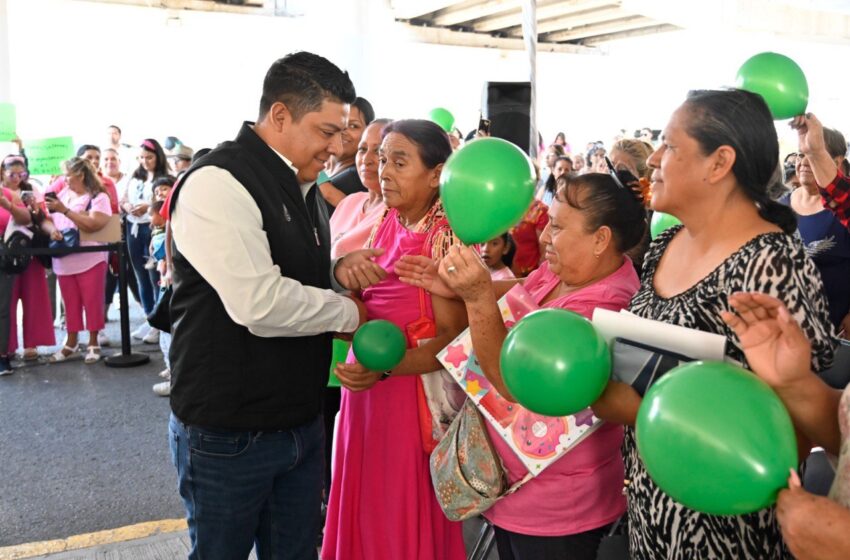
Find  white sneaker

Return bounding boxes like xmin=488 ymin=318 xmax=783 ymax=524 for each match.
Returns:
xmin=97 ymin=332 xmax=111 ymax=347
xmin=152 ymin=381 xmax=171 ymax=397
xmin=131 ymin=324 xmax=148 ymax=340
xmin=143 ymin=327 xmax=160 ymax=344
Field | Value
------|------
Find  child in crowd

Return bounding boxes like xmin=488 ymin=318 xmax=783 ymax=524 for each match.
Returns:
xmin=479 ymin=233 xmax=515 ymax=280
xmin=147 ymin=177 xmax=173 ymax=270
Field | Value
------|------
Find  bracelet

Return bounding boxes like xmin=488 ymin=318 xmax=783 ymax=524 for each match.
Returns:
xmin=379 ymin=371 xmax=391 ymax=381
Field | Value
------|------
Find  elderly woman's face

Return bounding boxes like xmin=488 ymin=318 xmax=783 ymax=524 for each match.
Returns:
xmin=341 ymin=107 xmax=366 ymax=160
xmin=647 ymin=105 xmax=712 ymax=213
xmin=379 ymin=132 xmax=440 ymax=213
xmin=356 ymin=122 xmax=383 ymax=193
xmin=539 ymin=195 xmax=605 ymax=285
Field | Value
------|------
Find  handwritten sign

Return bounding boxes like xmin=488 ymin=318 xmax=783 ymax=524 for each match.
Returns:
xmin=0 ymin=103 xmax=15 ymax=142
xmin=26 ymin=137 xmax=74 ymax=176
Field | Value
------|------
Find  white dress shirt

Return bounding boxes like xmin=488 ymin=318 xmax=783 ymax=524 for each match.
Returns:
xmin=171 ymin=165 xmax=360 ymax=338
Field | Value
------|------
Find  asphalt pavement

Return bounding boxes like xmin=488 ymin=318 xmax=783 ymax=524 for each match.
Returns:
xmin=0 ymin=304 xmax=183 ymax=548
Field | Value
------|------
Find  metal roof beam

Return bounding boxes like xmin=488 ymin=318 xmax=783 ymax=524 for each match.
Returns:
xmin=430 ymin=0 xmax=521 ymax=27
xmin=541 ymin=15 xmax=656 ymax=41
xmin=401 ymin=23 xmax=601 ymax=53
xmin=472 ymin=0 xmax=618 ymax=32
xmin=506 ymin=5 xmax=632 ymax=36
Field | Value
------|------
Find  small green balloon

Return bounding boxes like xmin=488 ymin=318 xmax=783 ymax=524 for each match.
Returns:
xmin=735 ymin=52 xmax=809 ymax=120
xmin=636 ymin=361 xmax=798 ymax=516
xmin=428 ymin=107 xmax=455 ymax=132
xmin=440 ymin=137 xmax=536 ymax=244
xmin=650 ymin=211 xmax=681 ymax=240
xmin=500 ymin=309 xmax=610 ymax=417
xmin=352 ymin=320 xmax=406 ymax=372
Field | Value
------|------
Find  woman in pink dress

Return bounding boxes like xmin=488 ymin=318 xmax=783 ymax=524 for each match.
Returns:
xmin=1 ymin=155 xmax=55 ymax=360
xmin=0 ymin=163 xmax=32 ymax=375
xmin=322 ymin=120 xmax=467 ymax=560
xmin=438 ymin=173 xmax=648 ymax=560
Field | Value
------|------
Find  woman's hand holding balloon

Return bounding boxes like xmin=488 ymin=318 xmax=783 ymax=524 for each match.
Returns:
xmin=438 ymin=244 xmax=492 ymax=304
xmin=395 ymin=255 xmax=456 ymax=299
xmin=777 ymin=470 xmax=850 ymax=560
xmin=334 ymin=361 xmax=382 ymax=392
xmin=721 ymin=292 xmax=812 ymax=390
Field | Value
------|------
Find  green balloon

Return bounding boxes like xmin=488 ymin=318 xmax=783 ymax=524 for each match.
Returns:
xmin=650 ymin=211 xmax=681 ymax=240
xmin=735 ymin=52 xmax=809 ymax=120
xmin=428 ymin=107 xmax=455 ymax=132
xmin=327 ymin=338 xmax=350 ymax=388
xmin=636 ymin=361 xmax=797 ymax=516
xmin=440 ymin=138 xmax=536 ymax=244
xmin=352 ymin=320 xmax=406 ymax=372
xmin=500 ymin=309 xmax=610 ymax=417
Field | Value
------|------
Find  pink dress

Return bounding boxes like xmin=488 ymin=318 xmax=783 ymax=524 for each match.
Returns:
xmin=8 ymin=259 xmax=55 ymax=353
xmin=329 ymin=192 xmax=386 ymax=259
xmin=322 ymin=205 xmax=465 ymax=560
xmin=483 ymin=259 xmax=639 ymax=536
xmin=6 ymin=191 xmax=54 ymax=353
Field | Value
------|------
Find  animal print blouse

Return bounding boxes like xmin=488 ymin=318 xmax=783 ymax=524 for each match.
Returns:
xmin=626 ymin=226 xmax=836 ymax=559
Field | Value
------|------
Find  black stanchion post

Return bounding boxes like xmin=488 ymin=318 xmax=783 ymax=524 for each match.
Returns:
xmin=105 ymin=237 xmax=150 ymax=368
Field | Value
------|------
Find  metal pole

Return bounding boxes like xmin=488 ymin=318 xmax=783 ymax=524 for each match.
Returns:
xmin=105 ymin=229 xmax=149 ymax=368
xmin=521 ymin=0 xmax=538 ymax=160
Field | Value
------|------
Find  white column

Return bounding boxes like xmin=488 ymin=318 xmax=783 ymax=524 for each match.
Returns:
xmin=0 ymin=0 xmax=12 ymax=102
xmin=521 ymin=0 xmax=537 ymax=159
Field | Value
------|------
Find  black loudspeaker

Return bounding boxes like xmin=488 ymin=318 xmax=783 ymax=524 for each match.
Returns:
xmin=482 ymin=81 xmax=531 ymax=154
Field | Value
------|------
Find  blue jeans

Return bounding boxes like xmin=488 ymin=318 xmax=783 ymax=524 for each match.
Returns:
xmin=169 ymin=413 xmax=323 ymax=560
xmin=126 ymin=222 xmax=159 ymax=314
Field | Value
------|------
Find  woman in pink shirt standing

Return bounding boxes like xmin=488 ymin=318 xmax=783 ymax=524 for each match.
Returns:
xmin=439 ymin=173 xmax=648 ymax=560
xmin=329 ymin=118 xmax=392 ymax=260
xmin=0 ymin=154 xmax=55 ymax=360
xmin=43 ymin=158 xmax=113 ymax=364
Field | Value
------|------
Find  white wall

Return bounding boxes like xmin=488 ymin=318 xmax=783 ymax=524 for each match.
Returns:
xmin=4 ymin=0 xmax=850 ymax=159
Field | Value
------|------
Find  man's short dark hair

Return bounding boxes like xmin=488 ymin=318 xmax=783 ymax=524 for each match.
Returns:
xmin=76 ymin=144 xmax=101 ymax=157
xmin=259 ymin=51 xmax=356 ymax=121
xmin=108 ymin=125 xmax=121 ymax=134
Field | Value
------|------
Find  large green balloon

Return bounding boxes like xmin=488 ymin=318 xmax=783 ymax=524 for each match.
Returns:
xmin=500 ymin=309 xmax=610 ymax=417
xmin=440 ymin=138 xmax=535 ymax=244
xmin=352 ymin=320 xmax=406 ymax=372
xmin=636 ymin=361 xmax=797 ymax=516
xmin=428 ymin=107 xmax=455 ymax=132
xmin=650 ymin=211 xmax=682 ymax=240
xmin=735 ymin=52 xmax=809 ymax=120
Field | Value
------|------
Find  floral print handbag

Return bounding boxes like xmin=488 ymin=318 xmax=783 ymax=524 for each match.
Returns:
xmin=430 ymin=399 xmax=532 ymax=521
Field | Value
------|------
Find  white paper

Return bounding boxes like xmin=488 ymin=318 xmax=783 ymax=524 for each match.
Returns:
xmin=592 ymin=308 xmax=727 ymax=362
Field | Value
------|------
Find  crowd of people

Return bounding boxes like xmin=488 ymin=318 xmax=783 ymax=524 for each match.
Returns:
xmin=3 ymin=49 xmax=850 ymax=560
xmin=0 ymin=129 xmax=203 ymax=396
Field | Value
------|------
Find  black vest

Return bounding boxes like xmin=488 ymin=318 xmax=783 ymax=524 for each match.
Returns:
xmin=169 ymin=122 xmax=332 ymax=431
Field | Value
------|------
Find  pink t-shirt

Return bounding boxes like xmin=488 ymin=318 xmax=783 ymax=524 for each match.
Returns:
xmin=50 ymin=191 xmax=112 ymax=276
xmin=483 ymin=258 xmax=640 ymax=536
xmin=490 ymin=266 xmax=515 ymax=281
xmin=329 ymin=191 xmax=386 ymax=259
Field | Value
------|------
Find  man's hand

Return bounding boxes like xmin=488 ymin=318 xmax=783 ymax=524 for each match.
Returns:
xmin=790 ymin=113 xmax=826 ymax=157
xmin=334 ymin=361 xmax=382 ymax=391
xmin=777 ymin=469 xmax=850 ymax=560
xmin=334 ymin=248 xmax=387 ymax=291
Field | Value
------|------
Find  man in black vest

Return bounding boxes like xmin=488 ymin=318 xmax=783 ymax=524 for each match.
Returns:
xmin=167 ymin=52 xmax=379 ymax=559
